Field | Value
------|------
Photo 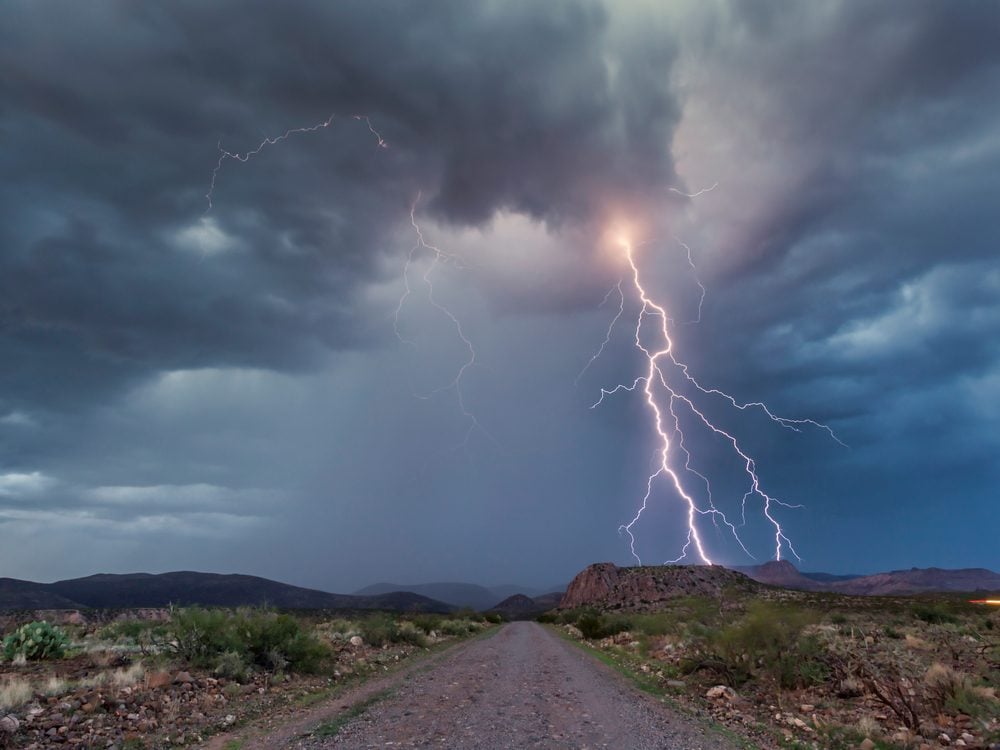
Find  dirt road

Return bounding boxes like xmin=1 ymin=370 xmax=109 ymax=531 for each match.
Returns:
xmin=283 ymin=621 xmax=741 ymax=750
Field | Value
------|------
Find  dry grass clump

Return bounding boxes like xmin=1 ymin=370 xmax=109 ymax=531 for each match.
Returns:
xmin=924 ymin=662 xmax=966 ymax=701
xmin=42 ymin=676 xmax=67 ymax=696
xmin=854 ymin=715 xmax=882 ymax=739
xmin=110 ymin=662 xmax=145 ymax=688
xmin=0 ymin=677 xmax=32 ymax=711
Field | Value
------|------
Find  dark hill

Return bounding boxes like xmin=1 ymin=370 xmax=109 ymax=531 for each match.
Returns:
xmin=354 ymin=582 xmax=499 ymax=611
xmin=0 ymin=578 xmax=84 ymax=610
xmin=487 ymin=591 xmax=566 ymax=620
xmin=831 ymin=567 xmax=1000 ymax=596
xmin=733 ymin=560 xmax=827 ymax=591
xmin=733 ymin=562 xmax=1000 ymax=595
xmin=0 ymin=572 xmax=453 ymax=612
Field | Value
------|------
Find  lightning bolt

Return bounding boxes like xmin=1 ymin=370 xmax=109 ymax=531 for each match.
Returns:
xmin=204 ymin=113 xmax=387 ymax=212
xmin=395 ymin=194 xmax=492 ymax=448
xmin=202 ymin=114 xmax=486 ymax=447
xmin=575 ymin=281 xmax=624 ymax=385
xmin=668 ymin=181 xmax=719 ymax=199
xmin=674 ymin=236 xmax=707 ymax=325
xmin=591 ymin=236 xmax=842 ymax=565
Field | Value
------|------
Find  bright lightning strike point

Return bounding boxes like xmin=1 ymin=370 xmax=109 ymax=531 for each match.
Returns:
xmin=590 ymin=233 xmax=843 ymax=566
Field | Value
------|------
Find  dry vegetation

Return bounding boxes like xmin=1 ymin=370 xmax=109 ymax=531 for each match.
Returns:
xmin=545 ymin=590 xmax=1000 ymax=749
xmin=0 ymin=608 xmax=495 ymax=749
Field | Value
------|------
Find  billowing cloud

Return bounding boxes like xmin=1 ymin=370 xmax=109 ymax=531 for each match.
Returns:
xmin=0 ymin=0 xmax=997 ymax=586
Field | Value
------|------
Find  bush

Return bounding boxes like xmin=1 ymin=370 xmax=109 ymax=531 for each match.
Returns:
xmin=408 ymin=614 xmax=442 ymax=635
xmin=239 ymin=611 xmax=327 ymax=673
xmin=912 ymin=604 xmax=958 ymax=625
xmin=575 ymin=613 xmax=630 ymax=640
xmin=3 ymin=621 xmax=69 ymax=661
xmin=214 ymin=650 xmax=251 ymax=683
xmin=168 ymin=608 xmax=328 ymax=674
xmin=437 ymin=619 xmax=478 ymax=637
xmin=170 ymin=608 xmax=239 ymax=665
xmin=685 ymin=602 xmax=829 ymax=688
xmin=101 ymin=619 xmax=170 ymax=655
xmin=358 ymin=613 xmax=398 ymax=647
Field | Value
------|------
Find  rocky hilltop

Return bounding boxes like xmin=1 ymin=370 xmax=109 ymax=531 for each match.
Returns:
xmin=559 ymin=562 xmax=759 ymax=611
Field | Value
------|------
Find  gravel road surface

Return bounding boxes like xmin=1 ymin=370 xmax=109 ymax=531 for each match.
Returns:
xmin=298 ymin=621 xmax=741 ymax=750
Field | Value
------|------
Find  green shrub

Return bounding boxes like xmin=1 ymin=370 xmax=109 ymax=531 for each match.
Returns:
xmin=358 ymin=613 xmax=398 ymax=647
xmin=394 ymin=621 xmax=428 ymax=647
xmin=946 ymin=685 xmax=998 ymax=719
xmin=170 ymin=608 xmax=239 ymax=665
xmin=3 ymin=621 xmax=69 ymax=661
xmin=438 ymin=619 xmax=478 ymax=637
xmin=101 ymin=619 xmax=170 ymax=655
xmin=686 ymin=602 xmax=829 ymax=688
xmin=169 ymin=608 xmax=328 ymax=673
xmin=575 ymin=613 xmax=630 ymax=640
xmin=214 ymin=650 xmax=251 ymax=683
xmin=912 ymin=604 xmax=958 ymax=625
xmin=408 ymin=614 xmax=442 ymax=635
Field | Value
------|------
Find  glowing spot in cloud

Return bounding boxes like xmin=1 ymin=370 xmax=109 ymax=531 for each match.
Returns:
xmin=174 ymin=217 xmax=235 ymax=257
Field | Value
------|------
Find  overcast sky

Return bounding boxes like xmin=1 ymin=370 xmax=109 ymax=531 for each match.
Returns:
xmin=1 ymin=0 xmax=998 ymax=592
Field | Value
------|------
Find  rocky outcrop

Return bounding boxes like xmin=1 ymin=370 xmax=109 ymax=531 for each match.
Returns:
xmin=559 ymin=563 xmax=759 ymax=611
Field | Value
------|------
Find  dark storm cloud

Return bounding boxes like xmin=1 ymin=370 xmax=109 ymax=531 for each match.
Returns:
xmin=1 ymin=0 xmax=998 ymax=584
xmin=0 ymin=0 xmax=681 ymax=415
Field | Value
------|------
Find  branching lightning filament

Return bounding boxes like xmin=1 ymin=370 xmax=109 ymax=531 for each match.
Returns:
xmin=395 ymin=194 xmax=492 ymax=448
xmin=205 ymin=113 xmax=387 ymax=212
xmin=591 ymin=237 xmax=842 ymax=565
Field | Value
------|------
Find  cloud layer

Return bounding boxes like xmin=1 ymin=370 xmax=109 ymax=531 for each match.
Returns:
xmin=1 ymin=0 xmax=998 ymax=587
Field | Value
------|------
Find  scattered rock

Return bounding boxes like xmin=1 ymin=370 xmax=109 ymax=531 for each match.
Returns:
xmin=173 ymin=671 xmax=195 ymax=684
xmin=146 ymin=671 xmax=172 ymax=689
xmin=705 ymin=685 xmax=738 ymax=702
xmin=859 ymin=739 xmax=875 ymax=750
xmin=349 ymin=635 xmax=364 ymax=647
xmin=1 ymin=714 xmax=20 ymax=734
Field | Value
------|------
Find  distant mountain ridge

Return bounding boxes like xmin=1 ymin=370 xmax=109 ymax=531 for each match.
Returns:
xmin=0 ymin=571 xmax=453 ymax=612
xmin=734 ymin=560 xmax=1000 ymax=595
xmin=488 ymin=591 xmax=565 ymax=620
xmin=354 ymin=581 xmax=563 ymax=611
